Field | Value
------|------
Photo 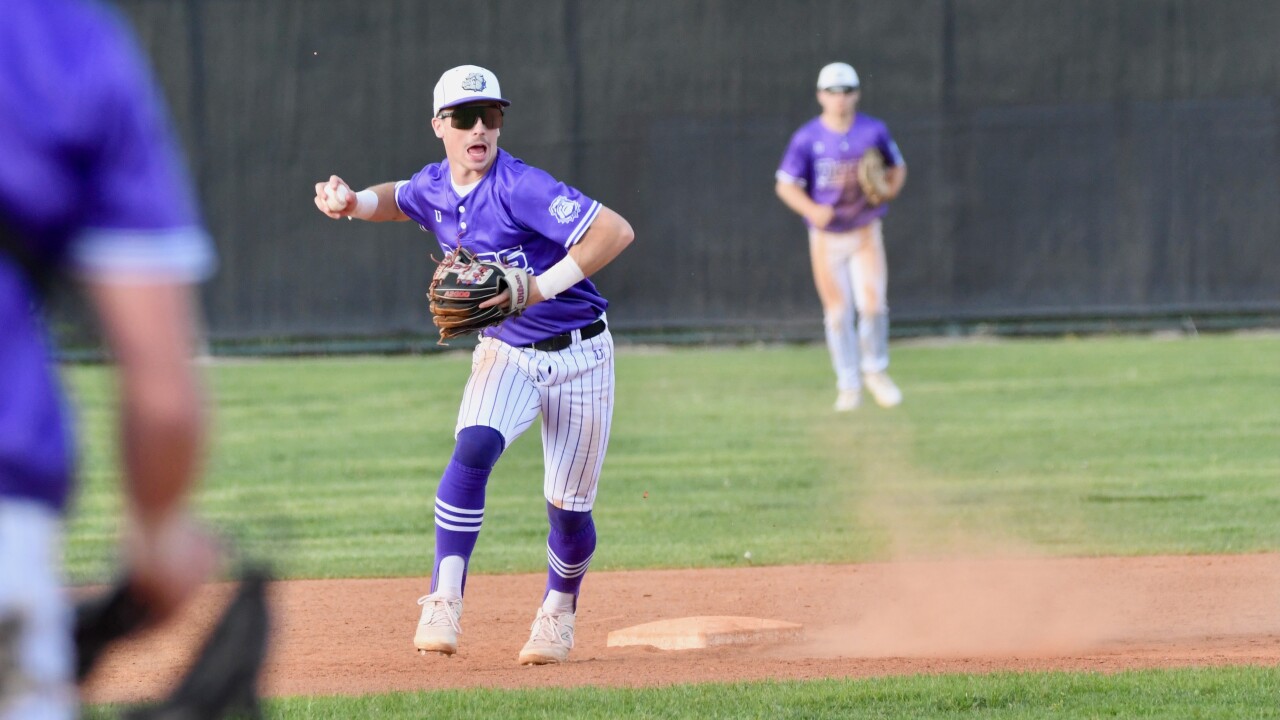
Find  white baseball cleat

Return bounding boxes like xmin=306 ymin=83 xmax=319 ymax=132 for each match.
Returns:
xmin=864 ymin=372 xmax=902 ymax=408
xmin=517 ymin=608 xmax=576 ymax=665
xmin=833 ymin=388 xmax=862 ymax=412
xmin=414 ymin=592 xmax=463 ymax=655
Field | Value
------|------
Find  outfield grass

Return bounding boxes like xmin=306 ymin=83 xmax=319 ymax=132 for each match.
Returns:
xmin=63 ymin=333 xmax=1280 ymax=581
xmin=84 ymin=666 xmax=1280 ymax=719
xmin=66 ymin=334 xmax=1280 ymax=718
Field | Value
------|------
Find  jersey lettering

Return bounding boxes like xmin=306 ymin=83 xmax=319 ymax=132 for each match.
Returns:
xmin=815 ymin=158 xmax=856 ymax=191
xmin=472 ymin=246 xmax=531 ymax=271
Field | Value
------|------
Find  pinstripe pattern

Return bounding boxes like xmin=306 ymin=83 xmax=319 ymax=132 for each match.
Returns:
xmin=456 ymin=326 xmax=614 ymax=512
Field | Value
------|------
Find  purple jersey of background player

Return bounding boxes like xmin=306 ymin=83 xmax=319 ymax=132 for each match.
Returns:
xmin=396 ymin=148 xmax=606 ymax=346
xmin=776 ymin=114 xmax=905 ymax=233
xmin=0 ymin=0 xmax=214 ymax=511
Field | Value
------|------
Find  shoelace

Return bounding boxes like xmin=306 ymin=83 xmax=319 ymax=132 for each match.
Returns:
xmin=417 ymin=594 xmax=462 ymax=633
xmin=528 ymin=610 xmax=573 ymax=648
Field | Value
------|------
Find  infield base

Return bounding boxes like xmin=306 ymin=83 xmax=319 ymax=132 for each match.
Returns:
xmin=607 ymin=615 xmax=804 ymax=650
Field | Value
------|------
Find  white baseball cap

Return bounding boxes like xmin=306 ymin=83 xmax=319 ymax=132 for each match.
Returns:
xmin=433 ymin=65 xmax=510 ymax=116
xmin=816 ymin=62 xmax=860 ymax=91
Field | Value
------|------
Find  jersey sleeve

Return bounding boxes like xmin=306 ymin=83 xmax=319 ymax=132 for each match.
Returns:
xmin=69 ymin=13 xmax=214 ymax=282
xmin=876 ymin=123 xmax=905 ymax=167
xmin=395 ymin=174 xmax=434 ymax=232
xmin=506 ymin=167 xmax=600 ymax=249
xmin=775 ymin=130 xmax=811 ymax=188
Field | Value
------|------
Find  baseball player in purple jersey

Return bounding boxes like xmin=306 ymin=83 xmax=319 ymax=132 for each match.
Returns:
xmin=1 ymin=0 xmax=219 ymax=715
xmin=776 ymin=62 xmax=907 ymax=412
xmin=314 ymin=65 xmax=634 ymax=665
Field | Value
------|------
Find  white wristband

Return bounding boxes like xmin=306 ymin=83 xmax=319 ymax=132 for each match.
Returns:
xmin=352 ymin=189 xmax=379 ymax=219
xmin=535 ymin=255 xmax=586 ymax=300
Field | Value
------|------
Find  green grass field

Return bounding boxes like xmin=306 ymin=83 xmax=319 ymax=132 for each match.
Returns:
xmin=83 ymin=667 xmax=1280 ymax=719
xmin=66 ymin=333 xmax=1280 ymax=718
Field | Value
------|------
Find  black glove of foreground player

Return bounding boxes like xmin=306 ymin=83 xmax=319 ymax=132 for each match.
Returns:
xmin=76 ymin=565 xmax=272 ymax=720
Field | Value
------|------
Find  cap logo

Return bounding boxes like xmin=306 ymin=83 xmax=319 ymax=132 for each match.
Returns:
xmin=461 ymin=73 xmax=487 ymax=92
xmin=548 ymin=195 xmax=581 ymax=224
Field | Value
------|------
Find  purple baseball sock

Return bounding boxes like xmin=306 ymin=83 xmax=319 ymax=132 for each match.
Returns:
xmin=544 ymin=503 xmax=596 ymax=611
xmin=431 ymin=426 xmax=504 ymax=596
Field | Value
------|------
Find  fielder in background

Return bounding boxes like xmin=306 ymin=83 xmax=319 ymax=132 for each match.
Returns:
xmin=1 ymin=1 xmax=220 ymax=716
xmin=776 ymin=62 xmax=907 ymax=412
xmin=315 ymin=64 xmax=634 ymax=665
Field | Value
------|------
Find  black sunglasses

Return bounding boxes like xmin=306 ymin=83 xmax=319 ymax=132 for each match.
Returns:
xmin=823 ymin=86 xmax=859 ymax=95
xmin=437 ymin=105 xmax=505 ymax=130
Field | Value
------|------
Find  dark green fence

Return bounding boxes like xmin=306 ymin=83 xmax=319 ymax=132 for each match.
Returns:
xmin=112 ymin=0 xmax=1280 ymax=346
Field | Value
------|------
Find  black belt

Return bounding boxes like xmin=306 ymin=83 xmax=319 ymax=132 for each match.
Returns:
xmin=526 ymin=318 xmax=606 ymax=352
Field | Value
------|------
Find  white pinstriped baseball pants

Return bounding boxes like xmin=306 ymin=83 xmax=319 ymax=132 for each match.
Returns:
xmin=809 ymin=221 xmax=891 ymax=390
xmin=455 ymin=325 xmax=615 ymax=512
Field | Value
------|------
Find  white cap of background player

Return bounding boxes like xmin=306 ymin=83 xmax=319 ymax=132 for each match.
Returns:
xmin=433 ymin=65 xmax=511 ymax=116
xmin=816 ymin=62 xmax=860 ymax=91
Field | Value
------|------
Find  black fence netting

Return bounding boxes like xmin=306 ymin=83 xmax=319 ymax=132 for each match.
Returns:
xmin=104 ymin=0 xmax=1279 ymax=346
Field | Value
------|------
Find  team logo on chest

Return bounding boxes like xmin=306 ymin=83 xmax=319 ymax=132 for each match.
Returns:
xmin=548 ymin=195 xmax=581 ymax=224
xmin=461 ymin=73 xmax=487 ymax=92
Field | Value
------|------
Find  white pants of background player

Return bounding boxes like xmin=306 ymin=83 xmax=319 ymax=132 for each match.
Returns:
xmin=455 ymin=324 xmax=614 ymax=512
xmin=808 ymin=221 xmax=890 ymax=392
xmin=0 ymin=500 xmax=76 ymax=720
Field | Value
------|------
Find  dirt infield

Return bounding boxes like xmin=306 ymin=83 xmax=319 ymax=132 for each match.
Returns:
xmin=82 ymin=553 xmax=1280 ymax=703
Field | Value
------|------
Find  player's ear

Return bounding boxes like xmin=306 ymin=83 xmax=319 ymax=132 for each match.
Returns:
xmin=431 ymin=117 xmax=445 ymax=139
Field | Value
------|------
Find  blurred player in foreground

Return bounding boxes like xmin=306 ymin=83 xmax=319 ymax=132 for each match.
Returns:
xmin=315 ymin=65 xmax=634 ymax=664
xmin=776 ymin=62 xmax=907 ymax=411
xmin=2 ymin=1 xmax=264 ymax=716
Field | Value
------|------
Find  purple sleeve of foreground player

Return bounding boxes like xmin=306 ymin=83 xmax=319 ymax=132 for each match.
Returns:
xmin=0 ymin=0 xmax=213 ymax=511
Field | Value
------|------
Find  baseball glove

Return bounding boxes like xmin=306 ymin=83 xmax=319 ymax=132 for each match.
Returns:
xmin=74 ymin=575 xmax=154 ymax=682
xmin=73 ymin=564 xmax=271 ymax=720
xmin=123 ymin=566 xmax=272 ymax=720
xmin=428 ymin=246 xmax=531 ymax=342
xmin=856 ymin=148 xmax=892 ymax=206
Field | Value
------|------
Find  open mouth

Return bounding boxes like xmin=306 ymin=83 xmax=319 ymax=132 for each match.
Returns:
xmin=466 ymin=142 xmax=488 ymax=162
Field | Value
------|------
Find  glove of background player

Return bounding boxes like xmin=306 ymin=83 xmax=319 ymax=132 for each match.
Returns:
xmin=428 ymin=246 xmax=531 ymax=342
xmin=856 ymin=148 xmax=892 ymax=206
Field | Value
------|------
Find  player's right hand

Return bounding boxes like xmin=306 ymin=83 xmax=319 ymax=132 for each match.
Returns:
xmin=315 ymin=175 xmax=354 ymax=219
xmin=807 ymin=204 xmax=836 ymax=230
xmin=126 ymin=512 xmax=221 ymax=622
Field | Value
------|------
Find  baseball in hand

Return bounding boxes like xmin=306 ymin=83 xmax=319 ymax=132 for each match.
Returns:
xmin=326 ymin=184 xmax=350 ymax=212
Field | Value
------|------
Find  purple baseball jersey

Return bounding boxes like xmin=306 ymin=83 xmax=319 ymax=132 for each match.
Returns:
xmin=776 ymin=113 xmax=904 ymax=233
xmin=396 ymin=149 xmax=607 ymax=346
xmin=0 ymin=0 xmax=215 ymax=511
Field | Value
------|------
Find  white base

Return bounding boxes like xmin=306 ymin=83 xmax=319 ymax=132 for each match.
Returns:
xmin=607 ymin=616 xmax=804 ymax=650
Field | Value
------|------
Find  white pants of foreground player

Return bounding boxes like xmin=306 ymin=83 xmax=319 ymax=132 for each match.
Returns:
xmin=808 ymin=221 xmax=891 ymax=392
xmin=456 ymin=325 xmax=615 ymax=512
xmin=0 ymin=500 xmax=76 ymax=720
